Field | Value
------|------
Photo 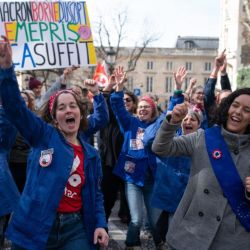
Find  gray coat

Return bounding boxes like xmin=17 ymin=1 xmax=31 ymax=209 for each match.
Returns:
xmin=152 ymin=119 xmax=250 ymax=250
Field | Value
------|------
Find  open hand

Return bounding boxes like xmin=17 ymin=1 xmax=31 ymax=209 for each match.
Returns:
xmin=114 ymin=66 xmax=126 ymax=92
xmin=0 ymin=36 xmax=12 ymax=69
xmin=173 ymin=66 xmax=187 ymax=90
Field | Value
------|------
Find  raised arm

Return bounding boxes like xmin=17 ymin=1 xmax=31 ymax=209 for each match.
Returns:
xmin=36 ymin=66 xmax=78 ymax=109
xmin=204 ymin=50 xmax=226 ymax=109
xmin=219 ymin=58 xmax=232 ymax=91
xmin=81 ymin=79 xmax=109 ymax=139
xmin=0 ymin=36 xmax=51 ymax=147
xmin=110 ymin=66 xmax=133 ymax=132
xmin=167 ymin=66 xmax=187 ymax=111
xmin=185 ymin=78 xmax=197 ymax=101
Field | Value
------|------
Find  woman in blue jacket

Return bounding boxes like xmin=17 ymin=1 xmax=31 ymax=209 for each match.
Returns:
xmin=0 ymin=105 xmax=20 ymax=248
xmin=0 ymin=36 xmax=109 ymax=250
xmin=110 ymin=67 xmax=161 ymax=249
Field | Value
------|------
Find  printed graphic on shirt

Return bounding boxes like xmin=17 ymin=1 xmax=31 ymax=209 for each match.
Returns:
xmin=129 ymin=127 xmax=145 ymax=150
xmin=57 ymin=144 xmax=84 ymax=213
xmin=71 ymin=155 xmax=81 ymax=174
xmin=62 ymin=155 xmax=83 ymax=199
xmin=124 ymin=161 xmax=136 ymax=173
xmin=68 ymin=173 xmax=82 ymax=187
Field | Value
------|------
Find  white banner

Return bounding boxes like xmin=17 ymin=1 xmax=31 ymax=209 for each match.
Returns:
xmin=0 ymin=1 xmax=97 ymax=70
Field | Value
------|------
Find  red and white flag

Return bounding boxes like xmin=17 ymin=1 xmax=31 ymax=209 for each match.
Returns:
xmin=93 ymin=61 xmax=109 ymax=88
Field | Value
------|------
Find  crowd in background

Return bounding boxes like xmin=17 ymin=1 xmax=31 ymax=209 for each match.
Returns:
xmin=0 ymin=35 xmax=250 ymax=250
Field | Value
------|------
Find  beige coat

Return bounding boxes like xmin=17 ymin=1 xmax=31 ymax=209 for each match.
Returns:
xmin=152 ymin=119 xmax=250 ymax=250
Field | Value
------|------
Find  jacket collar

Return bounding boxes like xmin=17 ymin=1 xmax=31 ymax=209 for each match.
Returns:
xmin=221 ymin=126 xmax=250 ymax=149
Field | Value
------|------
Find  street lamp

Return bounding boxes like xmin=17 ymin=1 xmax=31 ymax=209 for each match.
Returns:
xmin=105 ymin=47 xmax=116 ymax=75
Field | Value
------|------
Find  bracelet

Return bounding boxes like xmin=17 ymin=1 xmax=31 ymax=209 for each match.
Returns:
xmin=173 ymin=89 xmax=183 ymax=95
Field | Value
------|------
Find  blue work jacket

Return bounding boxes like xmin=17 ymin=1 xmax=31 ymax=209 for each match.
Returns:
xmin=0 ymin=107 xmax=19 ymax=217
xmin=110 ymin=91 xmax=157 ymax=187
xmin=143 ymin=112 xmax=191 ymax=213
xmin=0 ymin=67 xmax=107 ymax=250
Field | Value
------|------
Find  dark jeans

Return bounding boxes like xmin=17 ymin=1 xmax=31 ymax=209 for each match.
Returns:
xmin=12 ymin=212 xmax=92 ymax=250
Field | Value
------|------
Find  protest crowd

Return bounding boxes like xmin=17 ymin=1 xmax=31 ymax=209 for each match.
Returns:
xmin=1 ymin=2 xmax=250 ymax=250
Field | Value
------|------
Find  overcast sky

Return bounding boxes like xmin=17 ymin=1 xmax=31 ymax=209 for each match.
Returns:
xmin=86 ymin=0 xmax=221 ymax=48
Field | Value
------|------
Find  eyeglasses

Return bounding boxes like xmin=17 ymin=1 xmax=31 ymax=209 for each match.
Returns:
xmin=138 ymin=105 xmax=151 ymax=109
xmin=124 ymin=98 xmax=132 ymax=102
xmin=195 ymin=92 xmax=204 ymax=96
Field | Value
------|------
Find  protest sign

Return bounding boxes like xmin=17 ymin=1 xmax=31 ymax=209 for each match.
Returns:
xmin=0 ymin=1 xmax=97 ymax=70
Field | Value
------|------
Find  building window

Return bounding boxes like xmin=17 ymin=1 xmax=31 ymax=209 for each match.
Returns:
xmin=126 ymin=76 xmax=134 ymax=91
xmin=184 ymin=77 xmax=192 ymax=90
xmin=185 ymin=62 xmax=192 ymax=71
xmin=184 ymin=41 xmax=195 ymax=49
xmin=166 ymin=61 xmax=173 ymax=71
xmin=147 ymin=61 xmax=154 ymax=70
xmin=146 ymin=76 xmax=153 ymax=92
xmin=204 ymin=62 xmax=211 ymax=72
xmin=165 ymin=77 xmax=172 ymax=93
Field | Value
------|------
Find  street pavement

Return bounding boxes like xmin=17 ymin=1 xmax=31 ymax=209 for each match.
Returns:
xmin=105 ymin=200 xmax=155 ymax=250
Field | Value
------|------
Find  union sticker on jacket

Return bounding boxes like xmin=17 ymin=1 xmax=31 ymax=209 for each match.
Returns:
xmin=130 ymin=139 xmax=144 ymax=150
xmin=129 ymin=127 xmax=145 ymax=150
xmin=124 ymin=161 xmax=136 ymax=173
xmin=39 ymin=148 xmax=54 ymax=168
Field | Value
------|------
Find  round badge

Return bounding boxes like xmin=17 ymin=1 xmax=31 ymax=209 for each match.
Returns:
xmin=39 ymin=153 xmax=52 ymax=167
xmin=212 ymin=149 xmax=222 ymax=160
xmin=78 ymin=25 xmax=91 ymax=39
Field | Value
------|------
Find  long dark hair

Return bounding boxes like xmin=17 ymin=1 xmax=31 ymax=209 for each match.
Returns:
xmin=124 ymin=90 xmax=138 ymax=114
xmin=214 ymin=88 xmax=250 ymax=134
xmin=39 ymin=90 xmax=88 ymax=131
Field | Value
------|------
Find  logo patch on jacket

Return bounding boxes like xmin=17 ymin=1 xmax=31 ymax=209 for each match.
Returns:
xmin=39 ymin=148 xmax=54 ymax=167
xmin=124 ymin=161 xmax=135 ymax=173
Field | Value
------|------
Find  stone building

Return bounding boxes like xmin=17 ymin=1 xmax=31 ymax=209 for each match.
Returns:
xmin=19 ymin=36 xmax=218 ymax=109
xmin=117 ymin=36 xmax=218 ymax=109
xmin=219 ymin=0 xmax=250 ymax=89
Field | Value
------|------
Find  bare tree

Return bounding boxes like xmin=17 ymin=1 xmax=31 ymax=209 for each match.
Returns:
xmin=94 ymin=9 xmax=159 ymax=73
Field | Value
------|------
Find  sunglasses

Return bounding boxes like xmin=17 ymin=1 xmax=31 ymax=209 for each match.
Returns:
xmin=123 ymin=98 xmax=132 ymax=102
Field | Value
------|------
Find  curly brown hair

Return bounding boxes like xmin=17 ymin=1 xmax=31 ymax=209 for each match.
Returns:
xmin=214 ymin=88 xmax=250 ymax=134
